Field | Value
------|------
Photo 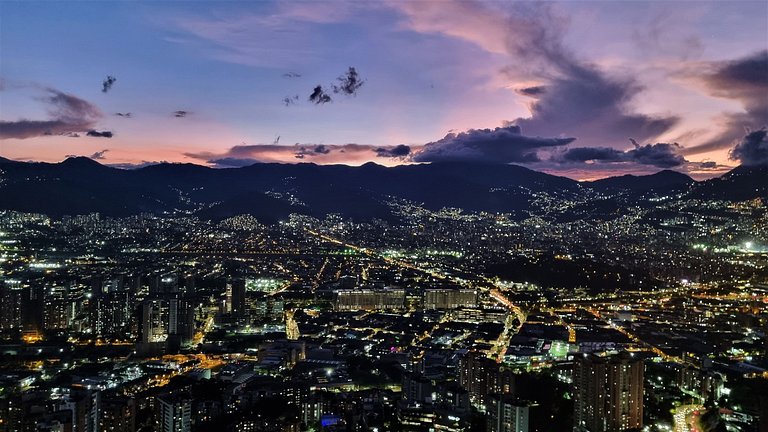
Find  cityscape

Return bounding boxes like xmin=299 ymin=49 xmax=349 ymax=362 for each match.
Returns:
xmin=1 ymin=1 xmax=767 ymax=432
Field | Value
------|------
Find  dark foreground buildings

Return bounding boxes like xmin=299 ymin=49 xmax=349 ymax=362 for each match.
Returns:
xmin=573 ymin=352 xmax=644 ymax=432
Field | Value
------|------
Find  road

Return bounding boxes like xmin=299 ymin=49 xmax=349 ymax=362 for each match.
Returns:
xmin=674 ymin=405 xmax=704 ymax=432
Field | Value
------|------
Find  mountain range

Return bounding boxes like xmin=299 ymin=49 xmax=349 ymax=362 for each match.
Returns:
xmin=0 ymin=157 xmax=765 ymax=222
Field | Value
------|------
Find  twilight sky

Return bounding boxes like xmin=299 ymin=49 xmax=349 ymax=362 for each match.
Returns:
xmin=0 ymin=1 xmax=766 ymax=179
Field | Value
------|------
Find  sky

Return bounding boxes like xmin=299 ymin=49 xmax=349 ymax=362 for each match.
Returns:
xmin=0 ymin=1 xmax=766 ymax=180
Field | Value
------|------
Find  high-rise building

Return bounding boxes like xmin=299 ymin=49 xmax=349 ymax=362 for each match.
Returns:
xmin=486 ymin=395 xmax=529 ymax=432
xmin=94 ymin=291 xmax=133 ymax=337
xmin=100 ymin=395 xmax=136 ymax=432
xmin=573 ymin=352 xmax=644 ymax=432
xmin=459 ymin=352 xmax=515 ymax=408
xmin=141 ymin=299 xmax=170 ymax=344
xmin=155 ymin=391 xmax=191 ymax=432
xmin=231 ymin=279 xmax=247 ymax=318
xmin=0 ymin=283 xmax=24 ymax=334
xmin=43 ymin=286 xmax=72 ymax=331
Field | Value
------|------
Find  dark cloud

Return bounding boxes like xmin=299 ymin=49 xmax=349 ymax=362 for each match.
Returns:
xmin=115 ymin=112 xmax=132 ymax=118
xmin=102 ymin=75 xmax=117 ymax=93
xmin=332 ymin=67 xmax=365 ymax=96
xmin=515 ymin=86 xmax=546 ymax=97
xmin=684 ymin=51 xmax=768 ymax=155
xmin=62 ymin=131 xmax=81 ymax=138
xmin=699 ymin=161 xmax=717 ymax=169
xmin=510 ymin=66 xmax=678 ymax=148
xmin=282 ymin=72 xmax=302 ymax=78
xmin=294 ymin=144 xmax=332 ymax=159
xmin=283 ymin=95 xmax=299 ymax=106
xmin=557 ymin=147 xmax=624 ymax=163
xmin=497 ymin=5 xmax=679 ymax=147
xmin=729 ymin=129 xmax=768 ymax=166
xmin=174 ymin=110 xmax=189 ymax=118
xmin=0 ymin=88 xmax=101 ymax=139
xmin=313 ymin=145 xmax=330 ymax=154
xmin=308 ymin=86 xmax=332 ymax=104
xmin=554 ymin=140 xmax=686 ymax=168
xmin=86 ymin=130 xmax=114 ymax=138
xmin=375 ymin=144 xmax=411 ymax=158
xmin=412 ymin=125 xmax=575 ymax=164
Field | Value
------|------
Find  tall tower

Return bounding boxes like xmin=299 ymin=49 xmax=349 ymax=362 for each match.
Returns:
xmin=573 ymin=352 xmax=644 ymax=432
xmin=155 ymin=392 xmax=191 ymax=432
xmin=231 ymin=279 xmax=247 ymax=319
xmin=486 ymin=395 xmax=529 ymax=432
xmin=459 ymin=351 xmax=515 ymax=408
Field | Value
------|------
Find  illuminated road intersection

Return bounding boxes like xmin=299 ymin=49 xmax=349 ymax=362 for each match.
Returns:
xmin=673 ymin=405 xmax=703 ymax=432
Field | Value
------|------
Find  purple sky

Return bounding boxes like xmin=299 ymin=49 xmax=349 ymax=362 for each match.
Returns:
xmin=0 ymin=1 xmax=766 ymax=179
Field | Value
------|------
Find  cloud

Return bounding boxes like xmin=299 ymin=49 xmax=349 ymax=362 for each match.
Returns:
xmin=308 ymin=86 xmax=332 ymax=104
xmin=292 ymin=67 xmax=365 ymax=106
xmin=0 ymin=88 xmax=102 ymax=139
xmin=553 ymin=140 xmax=686 ymax=168
xmin=332 ymin=67 xmax=365 ymax=96
xmin=684 ymin=51 xmax=768 ymax=155
xmin=89 ymin=149 xmax=110 ymax=160
xmin=174 ymin=110 xmax=189 ymax=118
xmin=283 ymin=95 xmax=299 ymax=106
xmin=390 ymin=1 xmax=678 ymax=148
xmin=86 ymin=130 xmax=113 ymax=138
xmin=115 ymin=112 xmax=132 ymax=118
xmin=412 ymin=124 xmax=574 ymax=163
xmin=107 ymin=161 xmax=169 ymax=170
xmin=632 ymin=10 xmax=704 ymax=61
xmin=185 ymin=142 xmax=422 ymax=166
xmin=375 ymin=144 xmax=411 ymax=158
xmin=208 ymin=157 xmax=263 ymax=168
xmin=313 ymin=144 xmax=331 ymax=154
xmin=282 ymin=72 xmax=302 ymax=78
xmin=102 ymin=75 xmax=117 ymax=93
xmin=729 ymin=129 xmax=768 ymax=166
xmin=515 ymin=86 xmax=546 ymax=97
xmin=509 ymin=59 xmax=679 ymax=149
xmin=66 ymin=149 xmax=110 ymax=160
xmin=294 ymin=144 xmax=332 ymax=159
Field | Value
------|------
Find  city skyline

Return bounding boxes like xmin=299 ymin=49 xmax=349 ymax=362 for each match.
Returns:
xmin=0 ymin=2 xmax=767 ymax=432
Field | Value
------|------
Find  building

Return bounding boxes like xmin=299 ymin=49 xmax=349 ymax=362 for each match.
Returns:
xmin=423 ymin=288 xmax=477 ymax=309
xmin=231 ymin=279 xmax=247 ymax=318
xmin=676 ymin=366 xmax=724 ymax=402
xmin=155 ymin=391 xmax=192 ymax=432
xmin=335 ymin=288 xmax=405 ymax=311
xmin=486 ymin=395 xmax=529 ymax=432
xmin=459 ymin=352 xmax=515 ymax=408
xmin=0 ymin=283 xmax=24 ymax=335
xmin=100 ymin=395 xmax=136 ymax=432
xmin=573 ymin=352 xmax=644 ymax=432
